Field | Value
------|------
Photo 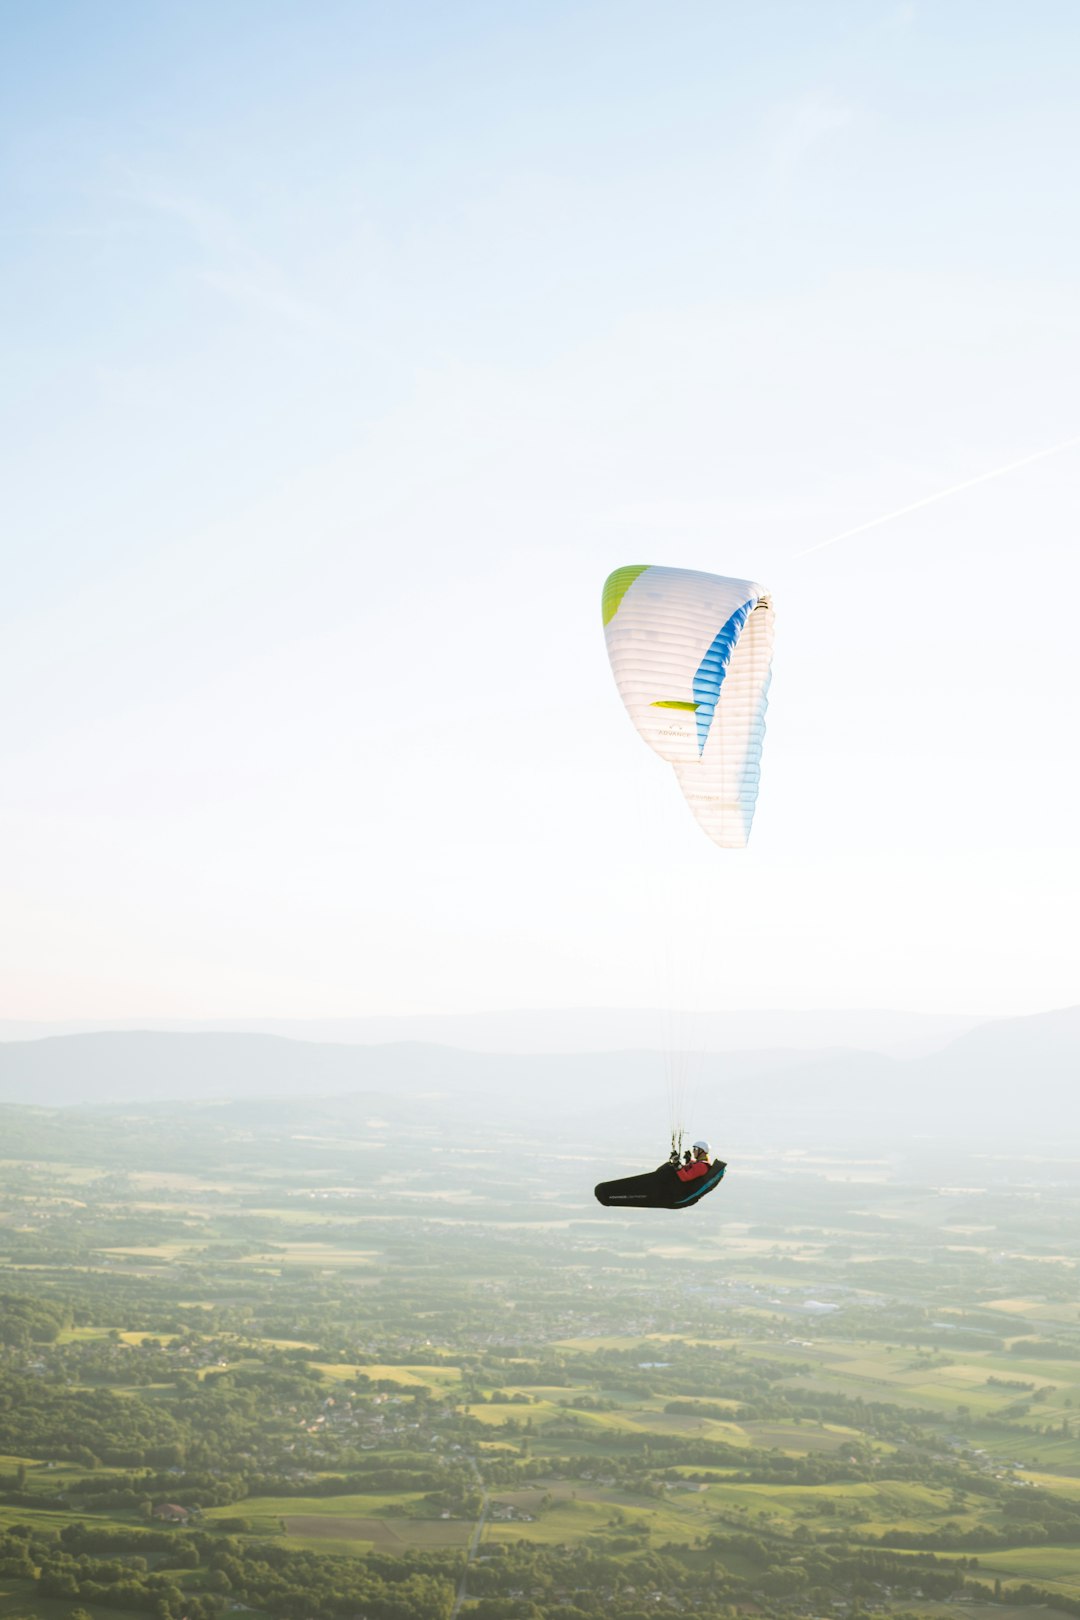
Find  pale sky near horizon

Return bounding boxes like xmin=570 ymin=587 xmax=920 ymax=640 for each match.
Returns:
xmin=2 ymin=1 xmax=1078 ymax=1023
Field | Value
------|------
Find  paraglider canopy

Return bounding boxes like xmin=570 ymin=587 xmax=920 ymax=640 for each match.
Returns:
xmin=602 ymin=565 xmax=775 ymax=848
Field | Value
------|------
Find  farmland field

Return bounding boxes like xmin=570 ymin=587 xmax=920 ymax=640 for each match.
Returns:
xmin=1 ymin=1098 xmax=1079 ymax=1620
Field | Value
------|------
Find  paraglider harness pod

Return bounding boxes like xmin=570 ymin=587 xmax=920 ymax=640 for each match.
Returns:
xmin=593 ymin=1155 xmax=727 ymax=1211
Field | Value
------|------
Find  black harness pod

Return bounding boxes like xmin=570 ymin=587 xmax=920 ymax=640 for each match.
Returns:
xmin=594 ymin=1159 xmax=726 ymax=1210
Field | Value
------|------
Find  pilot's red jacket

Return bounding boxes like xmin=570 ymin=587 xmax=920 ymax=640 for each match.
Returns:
xmin=676 ymin=1157 xmax=711 ymax=1182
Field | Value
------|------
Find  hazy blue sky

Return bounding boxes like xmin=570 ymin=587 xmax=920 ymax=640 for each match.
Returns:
xmin=2 ymin=1 xmax=1078 ymax=1021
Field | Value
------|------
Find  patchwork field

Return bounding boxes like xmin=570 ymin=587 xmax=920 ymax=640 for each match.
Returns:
xmin=281 ymin=1514 xmax=472 ymax=1549
xmin=2 ymin=1103 xmax=1080 ymax=1620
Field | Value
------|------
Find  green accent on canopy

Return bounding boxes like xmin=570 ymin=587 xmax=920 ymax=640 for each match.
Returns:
xmin=601 ymin=565 xmax=650 ymax=625
xmin=651 ymin=700 xmax=700 ymax=710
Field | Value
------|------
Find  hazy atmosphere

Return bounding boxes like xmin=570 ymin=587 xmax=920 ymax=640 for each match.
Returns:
xmin=2 ymin=9 xmax=1079 ymax=1620
xmin=4 ymin=0 xmax=1079 ymax=1022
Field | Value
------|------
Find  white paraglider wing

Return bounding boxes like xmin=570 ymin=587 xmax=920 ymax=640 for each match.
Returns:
xmin=602 ymin=565 xmax=774 ymax=848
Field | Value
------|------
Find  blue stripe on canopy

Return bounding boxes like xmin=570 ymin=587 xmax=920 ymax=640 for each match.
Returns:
xmin=691 ymin=600 xmax=754 ymax=754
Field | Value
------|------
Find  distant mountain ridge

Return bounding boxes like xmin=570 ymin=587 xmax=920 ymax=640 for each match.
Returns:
xmin=0 ymin=1006 xmax=988 ymax=1058
xmin=0 ymin=1006 xmax=1075 ymax=1148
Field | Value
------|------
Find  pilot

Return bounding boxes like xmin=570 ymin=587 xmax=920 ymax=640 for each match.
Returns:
xmin=676 ymin=1140 xmax=717 ymax=1182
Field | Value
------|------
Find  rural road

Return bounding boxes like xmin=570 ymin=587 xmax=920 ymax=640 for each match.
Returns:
xmin=450 ymin=1458 xmax=489 ymax=1620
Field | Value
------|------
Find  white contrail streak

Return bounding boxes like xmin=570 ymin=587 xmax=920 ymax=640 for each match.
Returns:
xmin=794 ymin=432 xmax=1080 ymax=559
